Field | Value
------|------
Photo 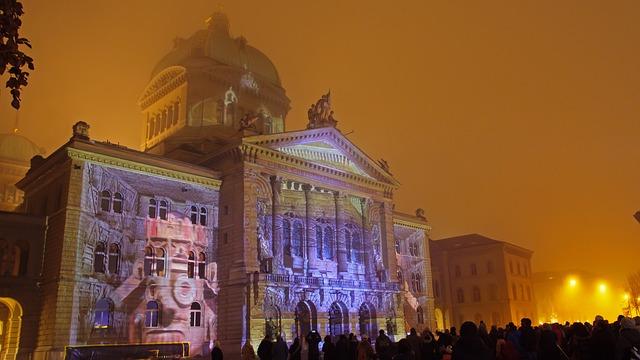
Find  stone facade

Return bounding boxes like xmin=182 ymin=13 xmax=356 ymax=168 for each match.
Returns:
xmin=430 ymin=234 xmax=536 ymax=330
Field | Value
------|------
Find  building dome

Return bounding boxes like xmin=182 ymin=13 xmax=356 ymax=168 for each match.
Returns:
xmin=151 ymin=11 xmax=282 ymax=87
xmin=0 ymin=132 xmax=43 ymax=164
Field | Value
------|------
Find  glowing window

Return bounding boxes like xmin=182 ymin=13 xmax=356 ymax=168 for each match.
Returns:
xmin=159 ymin=200 xmax=168 ymax=220
xmin=315 ymin=225 xmax=323 ymax=259
xmin=112 ymin=192 xmax=123 ymax=213
xmin=190 ymin=206 xmax=198 ymax=225
xmin=416 ymin=273 xmax=423 ymax=293
xmin=144 ymin=247 xmax=153 ymax=276
xmin=417 ymin=306 xmax=424 ymax=324
xmin=190 ymin=302 xmax=202 ymax=327
xmin=345 ymin=231 xmax=352 ymax=262
xmin=323 ymin=226 xmax=334 ymax=260
xmin=199 ymin=207 xmax=207 ymax=226
xmin=94 ymin=298 xmax=113 ymax=328
xmin=155 ymin=248 xmax=166 ymax=277
xmin=456 ymin=288 xmax=465 ymax=303
xmin=100 ymin=190 xmax=111 ymax=212
xmin=148 ymin=199 xmax=157 ymax=218
xmin=198 ymin=252 xmax=206 ymax=279
xmin=94 ymin=242 xmax=106 ymax=273
xmin=108 ymin=243 xmax=120 ymax=274
xmin=187 ymin=251 xmax=195 ymax=278
xmin=145 ymin=301 xmax=160 ymax=328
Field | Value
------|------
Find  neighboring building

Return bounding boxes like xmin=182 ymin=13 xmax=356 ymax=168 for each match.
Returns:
xmin=430 ymin=234 xmax=535 ymax=329
xmin=0 ymin=131 xmax=44 ymax=211
xmin=0 ymin=12 xmax=435 ymax=360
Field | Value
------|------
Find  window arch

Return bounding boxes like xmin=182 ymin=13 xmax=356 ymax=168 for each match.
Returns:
xmin=190 ymin=302 xmax=202 ymax=327
xmin=315 ymin=225 xmax=323 ymax=259
xmin=159 ymin=200 xmax=168 ymax=220
xmin=190 ymin=206 xmax=198 ymax=225
xmin=416 ymin=273 xmax=423 ymax=293
xmin=199 ymin=207 xmax=207 ymax=226
xmin=345 ymin=230 xmax=352 ymax=262
xmin=323 ymin=226 xmax=334 ymax=260
xmin=198 ymin=252 xmax=206 ymax=279
xmin=456 ymin=288 xmax=465 ymax=303
xmin=473 ymin=286 xmax=481 ymax=302
xmin=100 ymin=190 xmax=111 ymax=212
xmin=291 ymin=221 xmax=304 ymax=257
xmin=94 ymin=298 xmax=113 ymax=328
xmin=155 ymin=248 xmax=166 ymax=276
xmin=145 ymin=301 xmax=160 ymax=327
xmin=108 ymin=243 xmax=120 ymax=274
xmin=416 ymin=306 xmax=424 ymax=324
xmin=113 ymin=192 xmax=123 ymax=213
xmin=187 ymin=251 xmax=195 ymax=278
xmin=94 ymin=242 xmax=106 ymax=273
xmin=148 ymin=199 xmax=157 ymax=218
xmin=144 ymin=247 xmax=154 ymax=275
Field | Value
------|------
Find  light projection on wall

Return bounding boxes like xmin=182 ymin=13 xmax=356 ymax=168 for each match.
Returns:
xmin=69 ymin=163 xmax=219 ymax=357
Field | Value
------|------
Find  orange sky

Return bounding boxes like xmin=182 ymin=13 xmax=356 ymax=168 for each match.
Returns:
xmin=2 ymin=0 xmax=639 ymax=283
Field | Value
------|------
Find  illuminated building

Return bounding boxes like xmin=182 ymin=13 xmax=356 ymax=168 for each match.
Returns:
xmin=0 ymin=12 xmax=434 ymax=359
xmin=430 ymin=234 xmax=536 ymax=329
xmin=0 ymin=131 xmax=44 ymax=211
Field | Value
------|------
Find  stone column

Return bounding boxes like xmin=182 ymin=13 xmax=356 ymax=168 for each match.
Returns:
xmin=270 ymin=176 xmax=283 ymax=274
xmin=334 ymin=191 xmax=348 ymax=275
xmin=360 ymin=198 xmax=375 ymax=281
xmin=379 ymin=201 xmax=399 ymax=282
xmin=302 ymin=184 xmax=313 ymax=275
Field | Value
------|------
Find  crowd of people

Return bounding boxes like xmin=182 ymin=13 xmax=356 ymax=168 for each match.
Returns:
xmin=210 ymin=315 xmax=640 ymax=360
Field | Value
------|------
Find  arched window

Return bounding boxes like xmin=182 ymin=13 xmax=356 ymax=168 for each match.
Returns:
xmin=352 ymin=231 xmax=362 ymax=264
xmin=487 ymin=261 xmax=494 ymax=274
xmin=470 ymin=263 xmax=478 ymax=276
xmin=173 ymin=102 xmax=179 ymax=125
xmin=190 ymin=302 xmax=202 ymax=327
xmin=323 ymin=226 xmax=334 ymax=260
xmin=283 ymin=219 xmax=291 ymax=255
xmin=159 ymin=200 xmax=168 ymax=220
xmin=145 ymin=301 xmax=160 ymax=328
xmin=416 ymin=306 xmax=424 ymax=324
xmin=315 ymin=225 xmax=323 ymax=259
xmin=473 ymin=286 xmax=481 ymax=302
xmin=292 ymin=221 xmax=304 ymax=257
xmin=155 ymin=248 xmax=166 ymax=276
xmin=509 ymin=261 xmax=514 ymax=275
xmin=190 ymin=206 xmax=198 ymax=225
xmin=100 ymin=190 xmax=111 ymax=212
xmin=94 ymin=298 xmax=113 ymax=328
xmin=456 ymin=288 xmax=465 ymax=303
xmin=187 ymin=251 xmax=195 ymax=278
xmin=148 ymin=199 xmax=157 ymax=218
xmin=345 ymin=231 xmax=352 ymax=262
xmin=113 ymin=192 xmax=123 ymax=213
xmin=410 ymin=273 xmax=417 ymax=292
xmin=108 ymin=243 xmax=120 ymax=274
xmin=198 ymin=252 xmax=206 ymax=279
xmin=199 ymin=207 xmax=207 ymax=226
xmin=144 ymin=247 xmax=154 ymax=275
xmin=94 ymin=242 xmax=106 ymax=273
xmin=416 ymin=273 xmax=423 ymax=293
xmin=147 ymin=118 xmax=154 ymax=139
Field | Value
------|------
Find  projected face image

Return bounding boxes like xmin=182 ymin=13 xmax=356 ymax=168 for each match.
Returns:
xmin=72 ymin=163 xmax=219 ymax=356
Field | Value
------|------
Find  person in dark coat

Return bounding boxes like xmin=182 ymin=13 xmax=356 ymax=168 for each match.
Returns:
xmin=257 ymin=335 xmax=273 ymax=360
xmin=406 ymin=328 xmax=422 ymax=359
xmin=393 ymin=339 xmax=411 ymax=360
xmin=375 ymin=329 xmax=393 ymax=360
xmin=615 ymin=317 xmax=640 ymax=360
xmin=306 ymin=330 xmax=322 ymax=360
xmin=322 ymin=335 xmax=336 ymax=360
xmin=520 ymin=318 xmax=538 ymax=360
xmin=289 ymin=338 xmax=301 ymax=360
xmin=336 ymin=335 xmax=350 ymax=360
xmin=538 ymin=324 xmax=564 ymax=360
xmin=272 ymin=335 xmax=288 ymax=360
xmin=348 ymin=333 xmax=358 ymax=360
xmin=451 ymin=321 xmax=491 ymax=360
xmin=590 ymin=319 xmax=615 ymax=360
xmin=211 ymin=340 xmax=223 ymax=360
xmin=421 ymin=329 xmax=437 ymax=360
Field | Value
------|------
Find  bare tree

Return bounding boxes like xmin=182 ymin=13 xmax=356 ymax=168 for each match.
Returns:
xmin=0 ymin=0 xmax=34 ymax=109
xmin=627 ymin=271 xmax=640 ymax=316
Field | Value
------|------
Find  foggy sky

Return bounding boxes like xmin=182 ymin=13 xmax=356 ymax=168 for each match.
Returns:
xmin=2 ymin=0 xmax=639 ymax=285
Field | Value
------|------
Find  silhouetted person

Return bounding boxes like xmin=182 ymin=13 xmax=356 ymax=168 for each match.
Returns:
xmin=451 ymin=321 xmax=490 ymax=360
xmin=322 ymin=335 xmax=336 ymax=360
xmin=375 ymin=329 xmax=393 ymax=360
xmin=519 ymin=318 xmax=538 ymax=360
xmin=336 ymin=335 xmax=350 ymax=360
xmin=406 ymin=328 xmax=422 ymax=359
xmin=242 ymin=341 xmax=258 ymax=360
xmin=538 ymin=324 xmax=563 ymax=360
xmin=393 ymin=338 xmax=411 ymax=360
xmin=590 ymin=319 xmax=615 ymax=360
xmin=357 ymin=335 xmax=375 ymax=360
xmin=348 ymin=333 xmax=358 ymax=360
xmin=289 ymin=338 xmax=301 ymax=360
xmin=257 ymin=335 xmax=273 ymax=360
xmin=615 ymin=317 xmax=640 ymax=360
xmin=211 ymin=340 xmax=223 ymax=360
xmin=306 ymin=330 xmax=322 ymax=360
xmin=272 ymin=335 xmax=288 ymax=360
xmin=421 ymin=329 xmax=437 ymax=360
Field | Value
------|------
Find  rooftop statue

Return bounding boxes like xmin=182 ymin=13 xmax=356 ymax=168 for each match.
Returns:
xmin=307 ymin=91 xmax=338 ymax=129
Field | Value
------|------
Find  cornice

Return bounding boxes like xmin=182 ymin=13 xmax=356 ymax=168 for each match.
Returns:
xmin=67 ymin=148 xmax=221 ymax=190
xmin=139 ymin=66 xmax=187 ymax=110
xmin=393 ymin=218 xmax=431 ymax=231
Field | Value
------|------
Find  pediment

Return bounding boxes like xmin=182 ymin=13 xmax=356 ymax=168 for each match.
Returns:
xmin=243 ymin=127 xmax=399 ymax=187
